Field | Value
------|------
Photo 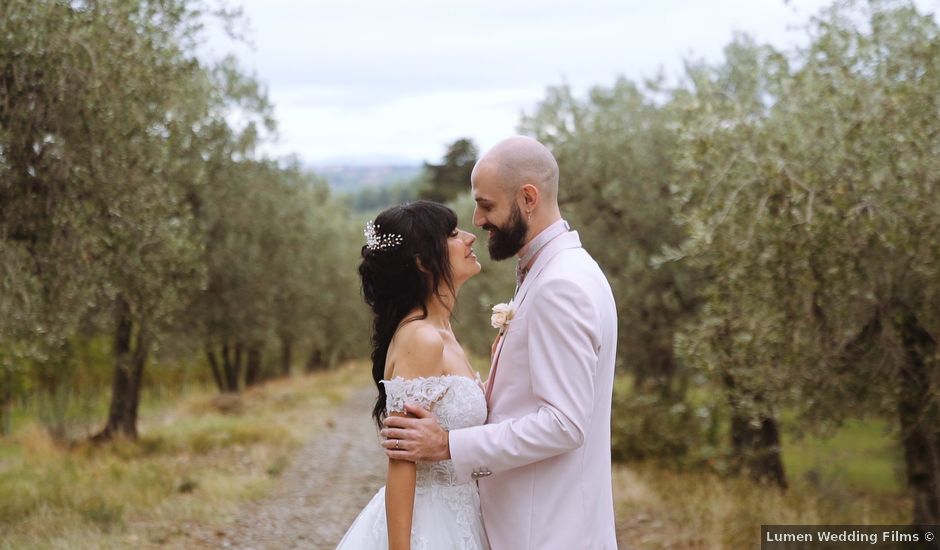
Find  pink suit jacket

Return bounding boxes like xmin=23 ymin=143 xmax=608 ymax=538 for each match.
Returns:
xmin=449 ymin=229 xmax=618 ymax=550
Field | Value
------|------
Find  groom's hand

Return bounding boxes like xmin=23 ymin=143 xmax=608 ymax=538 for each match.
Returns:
xmin=381 ymin=403 xmax=450 ymax=462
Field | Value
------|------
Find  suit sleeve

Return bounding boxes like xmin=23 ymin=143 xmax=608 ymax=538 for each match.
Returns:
xmin=449 ymin=277 xmax=601 ymax=483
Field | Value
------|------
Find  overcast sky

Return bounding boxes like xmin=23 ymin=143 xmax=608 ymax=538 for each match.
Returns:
xmin=204 ymin=0 xmax=939 ymax=165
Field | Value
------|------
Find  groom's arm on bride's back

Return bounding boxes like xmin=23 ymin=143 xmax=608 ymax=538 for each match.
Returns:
xmin=384 ymin=325 xmax=445 ymax=550
xmin=450 ymin=277 xmax=602 ymax=479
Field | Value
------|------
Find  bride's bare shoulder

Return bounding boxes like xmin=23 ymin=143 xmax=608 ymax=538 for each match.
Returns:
xmin=387 ymin=321 xmax=445 ymax=379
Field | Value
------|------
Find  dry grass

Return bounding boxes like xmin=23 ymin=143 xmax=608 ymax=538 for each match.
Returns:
xmin=4 ymin=356 xmax=905 ymax=549
xmin=614 ymin=462 xmax=909 ymax=549
xmin=0 ymin=362 xmax=369 ymax=550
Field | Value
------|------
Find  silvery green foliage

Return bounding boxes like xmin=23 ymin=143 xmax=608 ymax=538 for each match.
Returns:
xmin=674 ymin=0 xmax=940 ymax=439
xmin=516 ymin=75 xmax=716 ymax=465
xmin=519 ymin=80 xmax=702 ymax=383
xmin=181 ymin=153 xmax=370 ymax=387
xmin=513 ymin=2 xmax=940 ymax=480
xmin=0 ymin=0 xmax=215 ymax=413
xmin=0 ymin=0 xmax=356 ymax=438
xmin=668 ymin=4 xmax=940 ymax=504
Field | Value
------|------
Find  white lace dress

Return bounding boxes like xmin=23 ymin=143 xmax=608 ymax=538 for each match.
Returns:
xmin=336 ymin=374 xmax=490 ymax=550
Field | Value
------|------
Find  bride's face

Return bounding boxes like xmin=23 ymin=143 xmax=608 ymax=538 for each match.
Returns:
xmin=447 ymin=227 xmax=481 ymax=284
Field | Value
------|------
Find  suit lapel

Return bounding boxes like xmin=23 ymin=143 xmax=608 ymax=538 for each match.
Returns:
xmin=485 ymin=230 xmax=583 ymax=406
xmin=512 ymin=230 xmax=582 ymax=312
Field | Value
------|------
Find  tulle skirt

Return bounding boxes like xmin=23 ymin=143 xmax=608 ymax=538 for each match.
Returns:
xmin=336 ymin=483 xmax=489 ymax=550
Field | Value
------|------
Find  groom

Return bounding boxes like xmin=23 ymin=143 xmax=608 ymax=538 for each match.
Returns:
xmin=382 ymin=136 xmax=618 ymax=549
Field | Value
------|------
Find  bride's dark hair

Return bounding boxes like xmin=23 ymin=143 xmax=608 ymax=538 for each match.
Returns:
xmin=358 ymin=200 xmax=458 ymax=427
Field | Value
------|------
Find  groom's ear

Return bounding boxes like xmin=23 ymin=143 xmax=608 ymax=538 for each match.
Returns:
xmin=520 ymin=183 xmax=539 ymax=211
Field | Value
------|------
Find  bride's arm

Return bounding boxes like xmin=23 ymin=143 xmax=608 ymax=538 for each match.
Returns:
xmin=385 ymin=412 xmax=416 ymax=550
xmin=383 ymin=323 xmax=446 ymax=550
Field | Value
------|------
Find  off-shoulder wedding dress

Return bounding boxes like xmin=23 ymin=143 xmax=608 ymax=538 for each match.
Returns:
xmin=336 ymin=374 xmax=489 ymax=550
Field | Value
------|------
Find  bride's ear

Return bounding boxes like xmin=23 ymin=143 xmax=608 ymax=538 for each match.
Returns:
xmin=414 ymin=255 xmax=430 ymax=274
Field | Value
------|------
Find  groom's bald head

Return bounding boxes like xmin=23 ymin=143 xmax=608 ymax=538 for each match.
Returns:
xmin=470 ymin=136 xmax=563 ymax=259
xmin=471 ymin=136 xmax=559 ymax=203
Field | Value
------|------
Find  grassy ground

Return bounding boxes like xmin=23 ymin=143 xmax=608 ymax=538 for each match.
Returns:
xmin=614 ymin=418 xmax=908 ymax=549
xmin=0 ymin=363 xmax=368 ymax=550
xmin=783 ymin=418 xmax=902 ymax=494
xmin=610 ymin=369 xmax=908 ymax=548
xmin=1 ymin=355 xmax=909 ymax=549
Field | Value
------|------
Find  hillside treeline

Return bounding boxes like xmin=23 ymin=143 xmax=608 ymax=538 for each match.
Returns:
xmin=0 ymin=0 xmax=367 ymax=441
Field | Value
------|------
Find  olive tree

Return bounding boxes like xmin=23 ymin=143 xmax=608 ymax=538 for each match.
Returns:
xmin=674 ymin=0 xmax=940 ymax=514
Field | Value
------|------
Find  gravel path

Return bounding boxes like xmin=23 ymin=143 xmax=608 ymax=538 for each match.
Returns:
xmin=210 ymin=385 xmax=387 ymax=549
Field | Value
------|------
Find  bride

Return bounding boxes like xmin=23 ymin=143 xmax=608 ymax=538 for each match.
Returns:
xmin=337 ymin=200 xmax=489 ymax=550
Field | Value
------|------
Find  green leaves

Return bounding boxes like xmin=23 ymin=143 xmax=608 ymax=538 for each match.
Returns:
xmin=676 ymin=0 xmax=940 ymax=425
xmin=516 ymin=1 xmax=940 ymax=478
xmin=0 ymin=1 xmax=366 ymax=429
xmin=522 ymin=75 xmax=698 ymax=381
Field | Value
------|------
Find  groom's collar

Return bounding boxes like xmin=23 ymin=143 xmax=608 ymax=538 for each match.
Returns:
xmin=512 ymin=228 xmax=582 ymax=308
xmin=517 ymin=218 xmax=570 ymax=273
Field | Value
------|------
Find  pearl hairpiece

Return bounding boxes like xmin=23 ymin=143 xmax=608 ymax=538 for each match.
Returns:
xmin=364 ymin=220 xmax=403 ymax=251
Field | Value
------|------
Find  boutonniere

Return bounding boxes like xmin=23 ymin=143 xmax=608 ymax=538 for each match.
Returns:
xmin=490 ymin=300 xmax=515 ymax=333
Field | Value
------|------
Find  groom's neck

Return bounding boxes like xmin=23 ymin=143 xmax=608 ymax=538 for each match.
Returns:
xmin=521 ymin=214 xmax=563 ymax=253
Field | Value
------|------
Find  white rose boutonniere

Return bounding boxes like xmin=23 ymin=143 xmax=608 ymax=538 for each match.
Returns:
xmin=490 ymin=300 xmax=515 ymax=332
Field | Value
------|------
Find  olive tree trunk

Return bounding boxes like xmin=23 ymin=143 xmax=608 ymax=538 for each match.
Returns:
xmin=895 ymin=311 xmax=940 ymax=525
xmin=721 ymin=371 xmax=788 ymax=489
xmin=93 ymin=296 xmax=150 ymax=441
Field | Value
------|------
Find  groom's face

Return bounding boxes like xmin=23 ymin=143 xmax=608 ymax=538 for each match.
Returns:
xmin=471 ymin=164 xmax=529 ymax=261
xmin=482 ymin=202 xmax=528 ymax=261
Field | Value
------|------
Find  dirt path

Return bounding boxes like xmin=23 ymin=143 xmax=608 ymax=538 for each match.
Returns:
xmin=208 ymin=385 xmax=386 ymax=549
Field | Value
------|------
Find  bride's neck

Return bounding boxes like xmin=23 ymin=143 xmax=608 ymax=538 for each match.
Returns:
xmin=420 ymin=293 xmax=455 ymax=330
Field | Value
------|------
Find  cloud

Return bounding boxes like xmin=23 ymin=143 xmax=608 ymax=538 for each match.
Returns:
xmin=265 ymin=86 xmax=542 ymax=162
xmin=212 ymin=0 xmax=938 ymax=163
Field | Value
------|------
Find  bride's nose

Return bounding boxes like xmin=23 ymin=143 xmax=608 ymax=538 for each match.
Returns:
xmin=464 ymin=231 xmax=476 ymax=246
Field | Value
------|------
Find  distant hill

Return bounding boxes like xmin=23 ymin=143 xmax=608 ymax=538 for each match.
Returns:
xmin=312 ymin=164 xmax=424 ymax=194
xmin=315 ymin=154 xmax=421 ymax=166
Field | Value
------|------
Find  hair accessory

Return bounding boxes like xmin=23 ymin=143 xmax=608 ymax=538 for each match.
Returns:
xmin=364 ymin=220 xmax=404 ymax=251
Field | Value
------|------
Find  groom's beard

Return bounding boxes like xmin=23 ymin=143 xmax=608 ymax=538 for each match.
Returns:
xmin=484 ymin=204 xmax=528 ymax=261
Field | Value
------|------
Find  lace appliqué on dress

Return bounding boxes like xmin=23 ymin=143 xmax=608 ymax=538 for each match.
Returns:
xmin=381 ymin=376 xmax=452 ymax=414
xmin=338 ymin=374 xmax=489 ymax=550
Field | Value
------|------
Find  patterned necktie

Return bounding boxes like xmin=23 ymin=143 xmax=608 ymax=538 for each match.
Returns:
xmin=514 ymin=262 xmax=529 ymax=298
